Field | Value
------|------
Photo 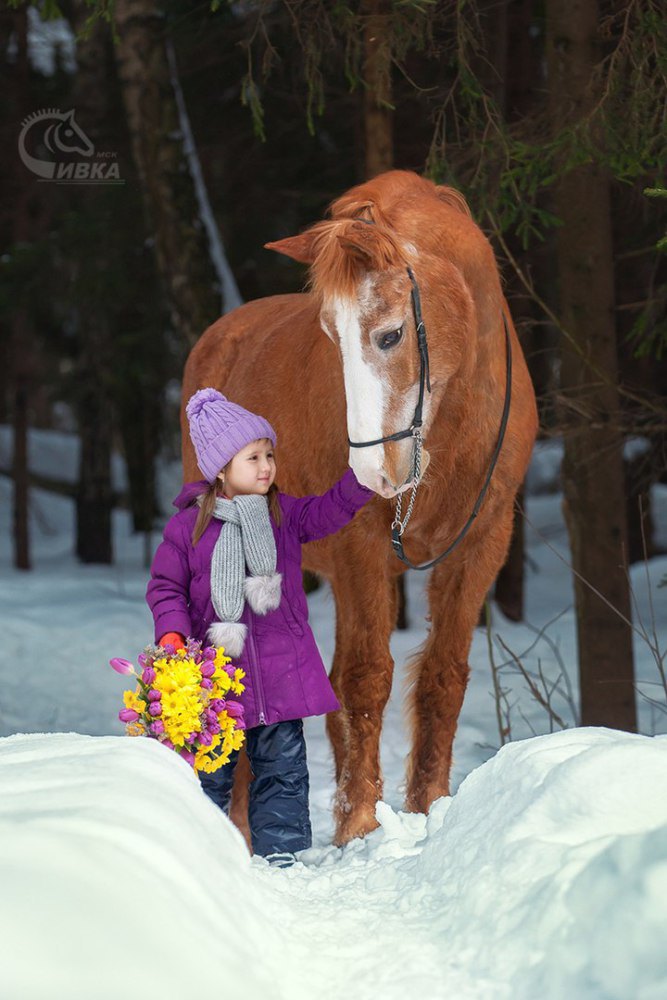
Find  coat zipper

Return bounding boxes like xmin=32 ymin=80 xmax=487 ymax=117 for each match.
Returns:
xmin=247 ymin=610 xmax=267 ymax=725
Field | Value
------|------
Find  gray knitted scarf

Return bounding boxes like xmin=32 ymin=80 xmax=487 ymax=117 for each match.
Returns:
xmin=206 ymin=494 xmax=281 ymax=657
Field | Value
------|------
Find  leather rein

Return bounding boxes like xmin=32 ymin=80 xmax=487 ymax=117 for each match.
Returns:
xmin=347 ymin=264 xmax=513 ymax=572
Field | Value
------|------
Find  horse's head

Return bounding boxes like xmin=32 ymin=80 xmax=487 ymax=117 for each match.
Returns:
xmin=266 ymin=172 xmax=478 ymax=497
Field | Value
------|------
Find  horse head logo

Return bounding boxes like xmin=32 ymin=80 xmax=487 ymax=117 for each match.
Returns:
xmin=19 ymin=108 xmax=94 ymax=179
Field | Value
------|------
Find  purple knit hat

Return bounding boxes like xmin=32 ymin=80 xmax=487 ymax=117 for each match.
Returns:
xmin=186 ymin=388 xmax=277 ymax=482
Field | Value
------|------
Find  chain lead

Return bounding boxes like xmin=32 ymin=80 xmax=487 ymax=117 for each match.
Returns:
xmin=391 ymin=428 xmax=423 ymax=536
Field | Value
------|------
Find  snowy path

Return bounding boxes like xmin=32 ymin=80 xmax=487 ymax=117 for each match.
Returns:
xmin=2 ymin=728 xmax=666 ymax=1000
xmin=2 ymin=450 xmax=667 ymax=998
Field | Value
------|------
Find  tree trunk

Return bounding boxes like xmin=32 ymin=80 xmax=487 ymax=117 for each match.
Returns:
xmin=113 ymin=0 xmax=222 ymax=348
xmin=69 ymin=3 xmax=117 ymax=564
xmin=480 ymin=0 xmax=534 ymax=622
xmin=12 ymin=311 xmax=30 ymax=571
xmin=10 ymin=8 xmax=30 ymax=571
xmin=546 ymin=0 xmax=636 ymax=731
xmin=362 ymin=0 xmax=393 ymax=179
xmin=494 ymin=491 xmax=525 ymax=623
xmin=76 ymin=366 xmax=113 ymax=564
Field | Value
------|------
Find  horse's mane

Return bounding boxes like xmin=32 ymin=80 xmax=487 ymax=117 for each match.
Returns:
xmin=306 ymin=171 xmax=472 ymax=302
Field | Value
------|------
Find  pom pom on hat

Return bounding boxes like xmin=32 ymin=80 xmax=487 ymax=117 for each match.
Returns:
xmin=186 ymin=387 xmax=277 ymax=483
xmin=186 ymin=387 xmax=228 ymax=422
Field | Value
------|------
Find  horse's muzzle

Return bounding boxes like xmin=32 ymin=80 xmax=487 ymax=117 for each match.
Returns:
xmin=384 ymin=447 xmax=431 ymax=496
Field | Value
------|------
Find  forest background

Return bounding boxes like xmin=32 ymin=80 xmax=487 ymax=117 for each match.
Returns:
xmin=2 ymin=0 xmax=666 ymax=732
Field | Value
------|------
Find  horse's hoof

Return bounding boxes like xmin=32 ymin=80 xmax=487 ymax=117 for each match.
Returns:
xmin=333 ymin=807 xmax=380 ymax=846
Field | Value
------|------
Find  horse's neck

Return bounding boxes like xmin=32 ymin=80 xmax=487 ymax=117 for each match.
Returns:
xmin=427 ymin=318 xmax=507 ymax=488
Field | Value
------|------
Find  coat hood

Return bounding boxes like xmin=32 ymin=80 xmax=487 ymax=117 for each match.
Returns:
xmin=172 ymin=480 xmax=209 ymax=511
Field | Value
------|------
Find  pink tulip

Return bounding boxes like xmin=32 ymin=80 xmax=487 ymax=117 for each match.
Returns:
xmin=148 ymin=702 xmax=162 ymax=717
xmin=141 ymin=667 xmax=156 ymax=685
xmin=179 ymin=749 xmax=195 ymax=767
xmin=119 ymin=708 xmax=139 ymax=722
xmin=150 ymin=719 xmax=165 ymax=736
xmin=147 ymin=689 xmax=162 ymax=702
xmin=210 ymin=698 xmax=226 ymax=713
xmin=138 ymin=653 xmax=148 ymax=668
xmin=200 ymin=660 xmax=215 ymax=677
xmin=201 ymin=678 xmax=213 ymax=690
xmin=203 ymin=647 xmax=216 ymax=660
xmin=162 ymin=739 xmax=174 ymax=750
xmin=225 ymin=701 xmax=243 ymax=718
xmin=110 ymin=658 xmax=135 ymax=676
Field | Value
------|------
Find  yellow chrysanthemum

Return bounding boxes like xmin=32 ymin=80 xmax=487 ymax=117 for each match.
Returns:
xmin=123 ymin=688 xmax=147 ymax=713
xmin=230 ymin=668 xmax=246 ymax=696
xmin=214 ymin=647 xmax=232 ymax=669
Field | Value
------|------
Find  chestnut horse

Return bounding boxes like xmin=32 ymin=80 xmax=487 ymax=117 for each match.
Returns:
xmin=181 ymin=170 xmax=537 ymax=845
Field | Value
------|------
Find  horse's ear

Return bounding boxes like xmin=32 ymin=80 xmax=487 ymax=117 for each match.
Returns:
xmin=335 ymin=223 xmax=375 ymax=263
xmin=264 ymin=232 xmax=317 ymax=264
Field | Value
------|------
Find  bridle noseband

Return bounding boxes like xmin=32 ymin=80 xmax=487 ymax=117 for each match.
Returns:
xmin=346 ymin=261 xmax=513 ymax=572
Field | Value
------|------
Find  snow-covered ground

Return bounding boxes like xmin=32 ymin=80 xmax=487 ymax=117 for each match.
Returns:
xmin=3 ymin=727 xmax=666 ymax=1000
xmin=1 ymin=432 xmax=666 ymax=998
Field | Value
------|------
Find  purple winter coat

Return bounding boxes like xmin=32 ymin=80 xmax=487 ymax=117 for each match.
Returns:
xmin=146 ymin=469 xmax=374 ymax=729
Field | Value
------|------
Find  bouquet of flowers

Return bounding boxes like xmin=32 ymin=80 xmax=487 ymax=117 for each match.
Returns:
xmin=110 ymin=638 xmax=246 ymax=773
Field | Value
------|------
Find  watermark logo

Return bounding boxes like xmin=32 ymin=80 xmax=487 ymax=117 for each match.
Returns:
xmin=19 ymin=108 xmax=124 ymax=184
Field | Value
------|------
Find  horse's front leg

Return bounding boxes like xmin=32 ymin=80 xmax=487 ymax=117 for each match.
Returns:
xmin=404 ymin=548 xmax=494 ymax=813
xmin=326 ymin=565 xmax=397 ymax=845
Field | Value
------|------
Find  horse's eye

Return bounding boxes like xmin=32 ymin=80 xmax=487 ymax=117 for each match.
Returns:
xmin=378 ymin=327 xmax=403 ymax=351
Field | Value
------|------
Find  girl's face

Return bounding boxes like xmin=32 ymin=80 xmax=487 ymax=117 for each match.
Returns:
xmin=218 ymin=438 xmax=276 ymax=498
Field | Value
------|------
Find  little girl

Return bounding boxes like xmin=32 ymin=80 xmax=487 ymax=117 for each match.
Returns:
xmin=146 ymin=387 xmax=375 ymax=866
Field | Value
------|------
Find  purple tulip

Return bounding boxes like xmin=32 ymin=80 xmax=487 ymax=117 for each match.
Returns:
xmin=200 ymin=660 xmax=215 ymax=678
xmin=148 ymin=702 xmax=162 ymax=717
xmin=119 ymin=708 xmax=139 ymax=722
xmin=201 ymin=678 xmax=213 ymax=690
xmin=150 ymin=719 xmax=165 ymax=736
xmin=141 ymin=667 xmax=156 ymax=685
xmin=138 ymin=653 xmax=147 ymax=667
xmin=162 ymin=739 xmax=174 ymax=750
xmin=199 ymin=731 xmax=213 ymax=747
xmin=179 ymin=749 xmax=195 ymax=767
xmin=188 ymin=731 xmax=199 ymax=743
xmin=203 ymin=646 xmax=216 ymax=660
xmin=225 ymin=701 xmax=243 ymax=719
xmin=110 ymin=658 xmax=135 ymax=676
xmin=147 ymin=689 xmax=161 ymax=702
xmin=210 ymin=698 xmax=226 ymax=713
xmin=209 ymin=722 xmax=221 ymax=736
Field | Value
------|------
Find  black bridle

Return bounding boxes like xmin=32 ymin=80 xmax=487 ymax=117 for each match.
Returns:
xmin=348 ymin=267 xmax=430 ymax=448
xmin=347 ymin=264 xmax=513 ymax=571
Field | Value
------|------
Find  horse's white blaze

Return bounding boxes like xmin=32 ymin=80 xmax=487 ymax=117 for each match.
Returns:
xmin=332 ymin=296 xmax=388 ymax=486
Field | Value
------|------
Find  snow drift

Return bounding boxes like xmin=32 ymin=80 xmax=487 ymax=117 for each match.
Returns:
xmin=1 ymin=727 xmax=666 ymax=1000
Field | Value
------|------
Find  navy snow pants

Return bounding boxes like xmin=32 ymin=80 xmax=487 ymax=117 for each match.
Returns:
xmin=199 ymin=719 xmax=312 ymax=857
